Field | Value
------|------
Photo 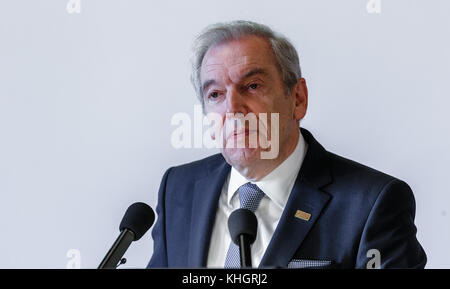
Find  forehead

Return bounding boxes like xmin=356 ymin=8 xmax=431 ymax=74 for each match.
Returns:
xmin=200 ymin=35 xmax=278 ymax=81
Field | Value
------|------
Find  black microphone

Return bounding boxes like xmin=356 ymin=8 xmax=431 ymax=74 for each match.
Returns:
xmin=228 ymin=208 xmax=258 ymax=268
xmin=98 ymin=202 xmax=155 ymax=269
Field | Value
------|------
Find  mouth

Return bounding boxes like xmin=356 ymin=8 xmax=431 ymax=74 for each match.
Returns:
xmin=233 ymin=130 xmax=250 ymax=137
xmin=226 ymin=129 xmax=257 ymax=142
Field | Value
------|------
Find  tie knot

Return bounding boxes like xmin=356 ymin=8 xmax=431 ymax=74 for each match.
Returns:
xmin=238 ymin=182 xmax=265 ymax=212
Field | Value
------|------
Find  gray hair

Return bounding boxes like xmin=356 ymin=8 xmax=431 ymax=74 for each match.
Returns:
xmin=190 ymin=20 xmax=302 ymax=108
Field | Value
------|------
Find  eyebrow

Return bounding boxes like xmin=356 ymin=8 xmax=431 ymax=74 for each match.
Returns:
xmin=201 ymin=67 xmax=269 ymax=94
xmin=202 ymin=79 xmax=217 ymax=94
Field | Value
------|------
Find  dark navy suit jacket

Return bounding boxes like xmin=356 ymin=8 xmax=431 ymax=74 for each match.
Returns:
xmin=147 ymin=128 xmax=427 ymax=268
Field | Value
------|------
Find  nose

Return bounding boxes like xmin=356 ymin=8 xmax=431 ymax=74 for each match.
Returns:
xmin=225 ymin=87 xmax=248 ymax=117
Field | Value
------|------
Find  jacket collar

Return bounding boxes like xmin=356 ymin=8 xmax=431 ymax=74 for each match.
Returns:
xmin=188 ymin=155 xmax=230 ymax=267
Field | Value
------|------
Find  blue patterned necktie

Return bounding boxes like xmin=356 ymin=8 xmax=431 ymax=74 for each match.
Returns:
xmin=224 ymin=182 xmax=265 ymax=268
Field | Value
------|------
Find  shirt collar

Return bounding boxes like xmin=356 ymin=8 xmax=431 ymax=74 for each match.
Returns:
xmin=227 ymin=130 xmax=308 ymax=209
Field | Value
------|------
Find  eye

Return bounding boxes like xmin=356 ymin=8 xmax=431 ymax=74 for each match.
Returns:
xmin=248 ymin=83 xmax=259 ymax=90
xmin=209 ymin=91 xmax=219 ymax=99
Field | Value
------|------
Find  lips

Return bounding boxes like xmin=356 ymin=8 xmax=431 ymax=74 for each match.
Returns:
xmin=226 ymin=129 xmax=257 ymax=143
xmin=233 ymin=130 xmax=250 ymax=137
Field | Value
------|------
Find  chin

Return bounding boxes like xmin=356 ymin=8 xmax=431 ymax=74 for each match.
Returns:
xmin=222 ymin=147 xmax=261 ymax=168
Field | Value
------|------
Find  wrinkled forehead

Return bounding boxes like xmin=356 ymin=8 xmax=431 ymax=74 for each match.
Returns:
xmin=200 ymin=36 xmax=279 ymax=82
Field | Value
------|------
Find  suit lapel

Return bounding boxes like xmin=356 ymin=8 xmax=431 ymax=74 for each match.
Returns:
xmin=188 ymin=156 xmax=230 ymax=267
xmin=258 ymin=181 xmax=331 ymax=268
xmin=259 ymin=128 xmax=333 ymax=268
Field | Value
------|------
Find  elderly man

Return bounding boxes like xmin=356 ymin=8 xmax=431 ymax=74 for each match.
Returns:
xmin=147 ymin=20 xmax=426 ymax=268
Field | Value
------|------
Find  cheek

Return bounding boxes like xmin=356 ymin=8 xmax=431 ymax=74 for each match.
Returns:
xmin=263 ymin=96 xmax=294 ymax=135
xmin=205 ymin=105 xmax=225 ymax=121
xmin=273 ymin=93 xmax=295 ymax=115
xmin=246 ymin=96 xmax=272 ymax=114
xmin=259 ymin=86 xmax=288 ymax=111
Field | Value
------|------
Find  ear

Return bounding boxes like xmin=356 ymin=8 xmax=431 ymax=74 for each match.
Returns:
xmin=292 ymin=78 xmax=308 ymax=121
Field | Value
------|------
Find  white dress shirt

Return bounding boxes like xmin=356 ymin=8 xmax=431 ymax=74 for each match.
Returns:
xmin=206 ymin=132 xmax=308 ymax=268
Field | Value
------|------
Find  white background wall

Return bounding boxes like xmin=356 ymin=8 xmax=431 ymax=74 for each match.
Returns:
xmin=0 ymin=0 xmax=448 ymax=268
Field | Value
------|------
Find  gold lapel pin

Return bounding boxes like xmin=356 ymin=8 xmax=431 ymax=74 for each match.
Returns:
xmin=295 ymin=210 xmax=311 ymax=221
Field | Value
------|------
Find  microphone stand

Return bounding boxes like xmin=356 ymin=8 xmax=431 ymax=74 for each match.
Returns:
xmin=239 ymin=234 xmax=252 ymax=268
xmin=98 ymin=229 xmax=135 ymax=269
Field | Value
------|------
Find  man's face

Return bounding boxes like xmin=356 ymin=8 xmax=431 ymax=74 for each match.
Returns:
xmin=200 ymin=35 xmax=306 ymax=170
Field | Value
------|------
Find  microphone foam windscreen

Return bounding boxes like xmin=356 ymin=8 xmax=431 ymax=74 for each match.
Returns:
xmin=228 ymin=208 xmax=258 ymax=245
xmin=119 ymin=202 xmax=155 ymax=241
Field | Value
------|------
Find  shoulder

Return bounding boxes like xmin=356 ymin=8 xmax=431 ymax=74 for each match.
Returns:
xmin=328 ymin=152 xmax=395 ymax=186
xmin=326 ymin=151 xmax=413 ymax=205
xmin=164 ymin=153 xmax=227 ymax=181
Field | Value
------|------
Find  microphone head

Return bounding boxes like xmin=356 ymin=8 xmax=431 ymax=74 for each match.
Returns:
xmin=119 ymin=202 xmax=155 ymax=241
xmin=228 ymin=208 xmax=258 ymax=245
